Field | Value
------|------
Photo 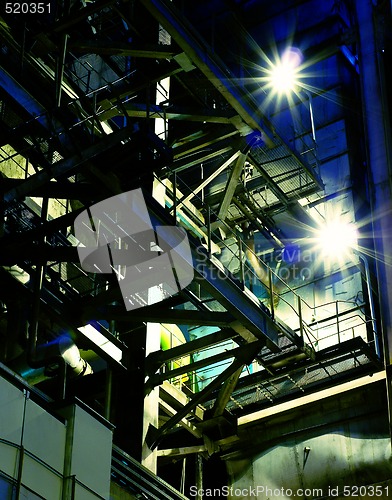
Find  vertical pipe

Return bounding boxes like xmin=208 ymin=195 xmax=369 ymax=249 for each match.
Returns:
xmin=104 ymin=323 xmax=115 ymax=420
xmin=15 ymin=391 xmax=28 ymax=500
xmin=196 ymin=454 xmax=203 ymax=500
xmin=356 ymin=251 xmax=380 ymax=357
xmin=15 ymin=446 xmax=24 ymax=499
xmin=180 ymin=457 xmax=187 ymax=494
xmin=62 ymin=407 xmax=75 ymax=500
xmin=306 ymin=91 xmax=316 ymax=143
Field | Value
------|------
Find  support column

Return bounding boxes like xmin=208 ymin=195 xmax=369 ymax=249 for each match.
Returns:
xmin=356 ymin=0 xmax=392 ymax=440
xmin=113 ymin=324 xmax=147 ymax=461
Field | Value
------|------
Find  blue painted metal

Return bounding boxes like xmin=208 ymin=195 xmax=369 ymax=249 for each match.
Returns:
xmin=0 ymin=67 xmax=61 ymax=134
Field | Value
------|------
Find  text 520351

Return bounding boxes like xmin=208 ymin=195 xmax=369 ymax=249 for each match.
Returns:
xmin=5 ymin=3 xmax=51 ymax=14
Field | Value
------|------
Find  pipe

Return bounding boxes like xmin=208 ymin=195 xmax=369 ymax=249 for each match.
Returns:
xmin=12 ymin=336 xmax=93 ymax=386
xmin=354 ymin=250 xmax=380 ymax=358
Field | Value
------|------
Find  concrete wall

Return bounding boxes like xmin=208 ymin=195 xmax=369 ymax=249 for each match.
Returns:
xmin=226 ymin=378 xmax=392 ymax=499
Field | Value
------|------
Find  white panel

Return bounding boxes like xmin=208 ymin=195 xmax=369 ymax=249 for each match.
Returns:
xmin=23 ymin=399 xmax=66 ymax=474
xmin=21 ymin=454 xmax=62 ymax=500
xmin=74 ymin=482 xmax=102 ymax=500
xmin=0 ymin=377 xmax=25 ymax=444
xmin=18 ymin=485 xmax=42 ymax=499
xmin=70 ymin=405 xmax=112 ymax=499
xmin=0 ymin=441 xmax=19 ymax=479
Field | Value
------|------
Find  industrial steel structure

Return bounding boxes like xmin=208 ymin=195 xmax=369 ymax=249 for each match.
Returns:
xmin=0 ymin=0 xmax=391 ymax=498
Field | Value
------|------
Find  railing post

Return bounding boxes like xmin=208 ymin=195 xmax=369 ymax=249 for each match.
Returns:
xmin=298 ymin=295 xmax=304 ymax=341
xmin=336 ymin=301 xmax=341 ymax=343
xmin=173 ymin=171 xmax=177 ymax=221
xmin=269 ymin=268 xmax=275 ymax=321
xmin=206 ymin=205 xmax=211 ymax=258
xmin=237 ymin=235 xmax=245 ymax=285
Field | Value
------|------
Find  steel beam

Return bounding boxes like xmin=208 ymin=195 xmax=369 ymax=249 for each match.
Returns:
xmin=3 ymin=125 xmax=137 ymax=204
xmin=116 ymin=102 xmax=235 ymax=123
xmin=81 ymin=306 xmax=234 ymax=327
xmin=141 ymin=0 xmax=274 ymax=146
xmin=212 ymin=366 xmax=244 ymax=417
xmin=0 ymin=179 xmax=95 ymax=201
xmin=68 ymin=41 xmax=177 ymax=58
xmin=146 ymin=341 xmax=262 ymax=389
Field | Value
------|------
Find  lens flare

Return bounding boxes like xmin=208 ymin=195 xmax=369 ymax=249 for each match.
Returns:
xmin=269 ymin=47 xmax=303 ymax=94
xmin=316 ymin=221 xmax=358 ymax=258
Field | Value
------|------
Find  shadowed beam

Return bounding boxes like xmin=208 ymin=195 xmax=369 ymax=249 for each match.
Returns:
xmin=68 ymin=41 xmax=177 ymax=58
xmin=81 ymin=306 xmax=234 ymax=327
xmin=212 ymin=365 xmax=244 ymax=418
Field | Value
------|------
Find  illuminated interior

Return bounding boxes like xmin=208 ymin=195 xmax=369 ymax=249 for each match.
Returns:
xmin=0 ymin=1 xmax=391 ymax=498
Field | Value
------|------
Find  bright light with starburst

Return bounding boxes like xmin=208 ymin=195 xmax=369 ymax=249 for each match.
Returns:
xmin=263 ymin=47 xmax=303 ymax=96
xmin=316 ymin=220 xmax=358 ymax=259
xmin=269 ymin=49 xmax=302 ymax=94
xmin=253 ymin=44 xmax=319 ymax=111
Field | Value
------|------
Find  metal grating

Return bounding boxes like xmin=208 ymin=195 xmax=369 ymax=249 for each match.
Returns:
xmin=202 ymin=337 xmax=381 ymax=415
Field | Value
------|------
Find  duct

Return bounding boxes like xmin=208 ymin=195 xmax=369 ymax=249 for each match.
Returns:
xmin=55 ymin=336 xmax=93 ymax=377
xmin=11 ymin=336 xmax=93 ymax=386
xmin=1 ymin=283 xmax=93 ymax=386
